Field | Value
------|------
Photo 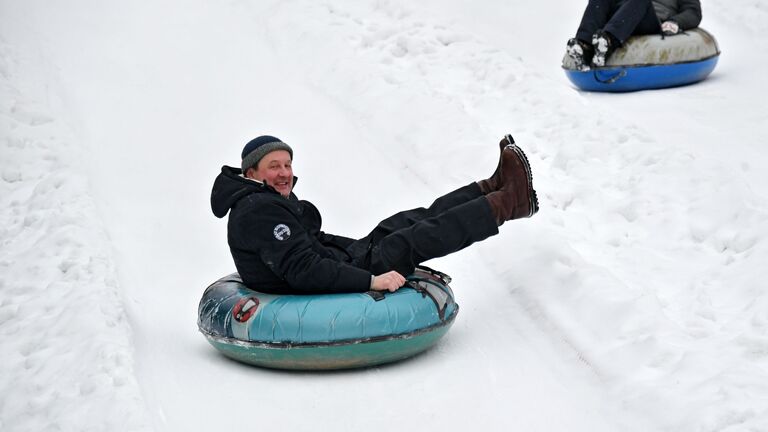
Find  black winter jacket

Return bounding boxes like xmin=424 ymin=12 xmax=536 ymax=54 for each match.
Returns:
xmin=211 ymin=166 xmax=372 ymax=294
xmin=653 ymin=0 xmax=702 ymax=30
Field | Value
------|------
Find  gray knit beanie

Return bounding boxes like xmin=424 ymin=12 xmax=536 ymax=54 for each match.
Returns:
xmin=241 ymin=135 xmax=293 ymax=173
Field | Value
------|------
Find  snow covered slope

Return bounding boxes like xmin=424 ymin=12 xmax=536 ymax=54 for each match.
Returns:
xmin=2 ymin=0 xmax=767 ymax=431
xmin=0 ymin=23 xmax=150 ymax=432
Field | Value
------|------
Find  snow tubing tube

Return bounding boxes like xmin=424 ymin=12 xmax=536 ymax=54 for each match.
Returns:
xmin=198 ymin=268 xmax=458 ymax=370
xmin=562 ymin=28 xmax=720 ymax=92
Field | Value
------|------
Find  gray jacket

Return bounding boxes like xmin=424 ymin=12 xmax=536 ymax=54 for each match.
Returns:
xmin=653 ymin=0 xmax=702 ymax=30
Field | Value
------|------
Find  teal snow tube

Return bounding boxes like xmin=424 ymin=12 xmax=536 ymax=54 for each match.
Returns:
xmin=198 ymin=268 xmax=458 ymax=370
xmin=562 ymin=28 xmax=720 ymax=92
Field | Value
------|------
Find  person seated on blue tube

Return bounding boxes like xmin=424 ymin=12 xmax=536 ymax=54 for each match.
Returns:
xmin=566 ymin=0 xmax=702 ymax=70
xmin=211 ymin=135 xmax=539 ymax=295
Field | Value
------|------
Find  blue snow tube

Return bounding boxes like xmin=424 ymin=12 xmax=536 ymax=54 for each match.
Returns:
xmin=562 ymin=28 xmax=720 ymax=92
xmin=198 ymin=267 xmax=458 ymax=370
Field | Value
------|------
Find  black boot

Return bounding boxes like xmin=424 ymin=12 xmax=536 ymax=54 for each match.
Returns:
xmin=591 ymin=30 xmax=617 ymax=67
xmin=566 ymin=38 xmax=594 ymax=71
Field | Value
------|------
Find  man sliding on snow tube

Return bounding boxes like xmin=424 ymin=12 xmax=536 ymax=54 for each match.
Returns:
xmin=211 ymin=134 xmax=539 ymax=295
xmin=566 ymin=0 xmax=702 ymax=70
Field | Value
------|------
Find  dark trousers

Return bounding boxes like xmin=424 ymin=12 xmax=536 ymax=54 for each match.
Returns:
xmin=576 ymin=0 xmax=661 ymax=44
xmin=348 ymin=182 xmax=499 ymax=276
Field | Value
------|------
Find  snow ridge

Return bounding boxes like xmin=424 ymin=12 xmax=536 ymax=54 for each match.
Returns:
xmin=0 ymin=39 xmax=151 ymax=432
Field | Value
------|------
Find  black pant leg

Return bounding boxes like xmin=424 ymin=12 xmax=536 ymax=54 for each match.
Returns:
xmin=603 ymin=0 xmax=660 ymax=43
xmin=370 ymin=182 xmax=482 ymax=237
xmin=631 ymin=2 xmax=662 ymax=37
xmin=346 ymin=182 xmax=483 ymax=267
xmin=576 ymin=0 xmax=659 ymax=44
xmin=367 ymin=196 xmax=499 ymax=276
xmin=348 ymin=181 xmax=482 ymax=252
xmin=576 ymin=0 xmax=617 ymax=42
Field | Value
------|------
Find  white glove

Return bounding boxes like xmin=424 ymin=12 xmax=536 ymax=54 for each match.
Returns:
xmin=661 ymin=20 xmax=680 ymax=35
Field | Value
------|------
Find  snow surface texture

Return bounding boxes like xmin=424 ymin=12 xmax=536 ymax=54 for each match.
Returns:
xmin=2 ymin=0 xmax=768 ymax=431
xmin=0 ymin=33 xmax=150 ymax=431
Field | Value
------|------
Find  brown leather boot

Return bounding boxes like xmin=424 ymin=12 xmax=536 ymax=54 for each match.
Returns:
xmin=485 ymin=135 xmax=539 ymax=224
xmin=477 ymin=136 xmax=512 ymax=194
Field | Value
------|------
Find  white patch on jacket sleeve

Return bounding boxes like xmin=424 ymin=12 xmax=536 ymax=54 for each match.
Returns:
xmin=273 ymin=224 xmax=291 ymax=241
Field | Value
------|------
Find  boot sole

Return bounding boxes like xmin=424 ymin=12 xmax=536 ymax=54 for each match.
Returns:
xmin=504 ymin=134 xmax=539 ymax=217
